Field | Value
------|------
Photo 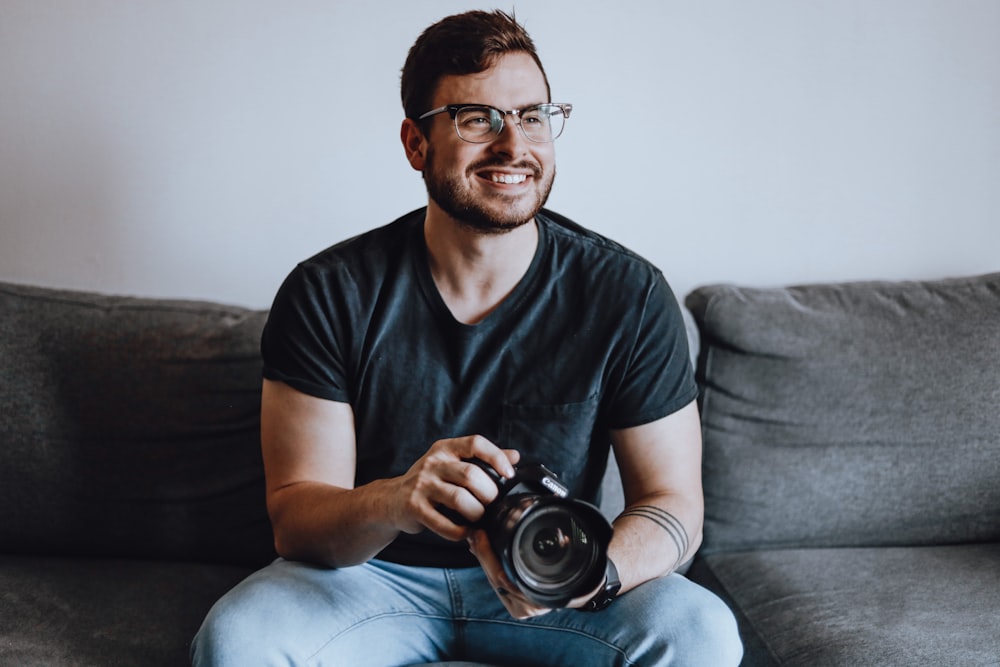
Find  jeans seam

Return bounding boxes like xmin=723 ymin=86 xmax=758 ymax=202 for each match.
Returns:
xmin=456 ymin=616 xmax=636 ymax=666
xmin=304 ymin=610 xmax=452 ymax=664
xmin=444 ymin=567 xmax=467 ymax=654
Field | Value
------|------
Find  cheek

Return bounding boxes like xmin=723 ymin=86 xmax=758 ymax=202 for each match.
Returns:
xmin=535 ymin=145 xmax=556 ymax=167
xmin=429 ymin=144 xmax=479 ymax=175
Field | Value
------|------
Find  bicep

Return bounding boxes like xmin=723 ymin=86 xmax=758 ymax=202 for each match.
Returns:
xmin=609 ymin=400 xmax=703 ymax=506
xmin=260 ymin=378 xmax=357 ymax=496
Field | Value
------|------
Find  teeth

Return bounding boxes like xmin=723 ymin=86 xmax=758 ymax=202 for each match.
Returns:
xmin=491 ymin=173 xmax=527 ymax=184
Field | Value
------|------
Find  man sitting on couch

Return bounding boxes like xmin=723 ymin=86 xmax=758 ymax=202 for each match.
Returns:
xmin=192 ymin=10 xmax=741 ymax=666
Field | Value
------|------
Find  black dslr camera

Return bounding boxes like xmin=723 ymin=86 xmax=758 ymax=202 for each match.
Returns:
xmin=469 ymin=460 xmax=613 ymax=608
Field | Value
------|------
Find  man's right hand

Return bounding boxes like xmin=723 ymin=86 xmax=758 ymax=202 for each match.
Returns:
xmin=388 ymin=436 xmax=519 ymax=541
xmin=262 ymin=379 xmax=520 ymax=566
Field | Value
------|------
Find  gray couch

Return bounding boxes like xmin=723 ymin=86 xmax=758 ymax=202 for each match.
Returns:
xmin=2 ymin=272 xmax=998 ymax=666
xmin=684 ymin=272 xmax=1000 ymax=666
xmin=1 ymin=282 xmax=275 ymax=665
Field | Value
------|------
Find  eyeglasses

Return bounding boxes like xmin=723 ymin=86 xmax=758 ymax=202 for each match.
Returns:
xmin=417 ymin=103 xmax=573 ymax=144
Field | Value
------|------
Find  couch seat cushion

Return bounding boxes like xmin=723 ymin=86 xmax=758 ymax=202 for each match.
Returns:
xmin=688 ymin=543 xmax=1000 ymax=666
xmin=0 ymin=555 xmax=253 ymax=667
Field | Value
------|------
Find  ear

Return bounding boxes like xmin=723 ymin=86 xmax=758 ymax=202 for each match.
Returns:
xmin=400 ymin=118 xmax=427 ymax=171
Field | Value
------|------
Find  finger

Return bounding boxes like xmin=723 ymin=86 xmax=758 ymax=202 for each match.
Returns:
xmin=462 ymin=436 xmax=517 ymax=479
xmin=395 ymin=484 xmax=464 ymax=539
xmin=439 ymin=459 xmax=503 ymax=507
xmin=423 ymin=484 xmax=488 ymax=538
xmin=402 ymin=442 xmax=495 ymax=532
xmin=395 ymin=470 xmax=481 ymax=540
xmin=427 ymin=435 xmax=518 ymax=482
xmin=467 ymin=530 xmax=551 ymax=619
xmin=467 ymin=529 xmax=501 ymax=571
xmin=424 ymin=514 xmax=470 ymax=542
xmin=495 ymin=588 xmax=542 ymax=619
xmin=467 ymin=530 xmax=516 ymax=593
xmin=407 ymin=439 xmax=519 ymax=541
xmin=503 ymin=448 xmax=521 ymax=467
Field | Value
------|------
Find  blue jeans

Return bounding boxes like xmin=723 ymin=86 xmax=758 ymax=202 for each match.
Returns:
xmin=192 ymin=558 xmax=742 ymax=666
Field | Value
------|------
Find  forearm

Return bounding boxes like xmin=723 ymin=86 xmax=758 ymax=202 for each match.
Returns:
xmin=604 ymin=402 xmax=705 ymax=595
xmin=607 ymin=491 xmax=704 ymax=594
xmin=265 ymin=435 xmax=518 ymax=568
xmin=268 ymin=478 xmax=404 ymax=568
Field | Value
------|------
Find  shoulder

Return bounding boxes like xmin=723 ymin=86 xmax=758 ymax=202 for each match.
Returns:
xmin=535 ymin=209 xmax=686 ymax=335
xmin=298 ymin=208 xmax=424 ymax=277
xmin=537 ymin=209 xmax=664 ymax=286
xmin=267 ymin=208 xmax=424 ymax=321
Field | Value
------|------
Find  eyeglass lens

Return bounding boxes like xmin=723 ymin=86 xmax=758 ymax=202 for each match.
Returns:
xmin=455 ymin=105 xmax=566 ymax=143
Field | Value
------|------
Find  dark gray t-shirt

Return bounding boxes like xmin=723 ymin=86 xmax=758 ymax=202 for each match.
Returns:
xmin=261 ymin=208 xmax=696 ymax=566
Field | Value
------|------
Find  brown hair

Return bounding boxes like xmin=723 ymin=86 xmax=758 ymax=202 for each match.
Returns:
xmin=400 ymin=10 xmax=551 ymax=121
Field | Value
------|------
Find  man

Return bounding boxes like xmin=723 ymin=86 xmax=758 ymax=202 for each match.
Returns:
xmin=193 ymin=10 xmax=741 ymax=666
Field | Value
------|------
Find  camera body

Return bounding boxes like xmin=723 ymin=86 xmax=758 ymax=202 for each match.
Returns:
xmin=471 ymin=459 xmax=613 ymax=608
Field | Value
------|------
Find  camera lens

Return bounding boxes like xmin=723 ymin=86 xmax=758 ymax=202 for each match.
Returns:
xmin=511 ymin=504 xmax=601 ymax=595
xmin=533 ymin=527 xmax=566 ymax=559
xmin=478 ymin=462 xmax=613 ymax=607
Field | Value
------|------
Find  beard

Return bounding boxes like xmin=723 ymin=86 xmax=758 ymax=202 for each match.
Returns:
xmin=423 ymin=149 xmax=555 ymax=235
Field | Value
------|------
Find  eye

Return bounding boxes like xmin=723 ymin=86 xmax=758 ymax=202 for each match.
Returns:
xmin=458 ymin=108 xmax=494 ymax=128
xmin=521 ymin=106 xmax=551 ymax=126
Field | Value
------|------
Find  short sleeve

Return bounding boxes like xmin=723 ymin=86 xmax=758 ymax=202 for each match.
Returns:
xmin=260 ymin=263 xmax=352 ymax=403
xmin=605 ymin=272 xmax=697 ymax=429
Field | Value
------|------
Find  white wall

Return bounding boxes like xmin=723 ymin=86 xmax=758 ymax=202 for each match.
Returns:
xmin=2 ymin=1 xmax=997 ymax=309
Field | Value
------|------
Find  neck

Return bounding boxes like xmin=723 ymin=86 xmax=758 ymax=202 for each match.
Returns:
xmin=423 ymin=206 xmax=539 ymax=325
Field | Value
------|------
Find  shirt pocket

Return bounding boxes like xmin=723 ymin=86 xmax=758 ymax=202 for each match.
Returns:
xmin=500 ymin=395 xmax=601 ymax=494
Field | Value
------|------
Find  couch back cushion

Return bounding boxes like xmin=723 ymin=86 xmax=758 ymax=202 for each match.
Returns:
xmin=686 ymin=272 xmax=1000 ymax=553
xmin=0 ymin=282 xmax=275 ymax=566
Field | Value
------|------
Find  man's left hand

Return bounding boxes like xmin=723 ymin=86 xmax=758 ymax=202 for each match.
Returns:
xmin=466 ymin=529 xmax=603 ymax=619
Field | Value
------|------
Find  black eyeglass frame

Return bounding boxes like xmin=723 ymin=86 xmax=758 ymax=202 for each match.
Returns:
xmin=416 ymin=103 xmax=573 ymax=144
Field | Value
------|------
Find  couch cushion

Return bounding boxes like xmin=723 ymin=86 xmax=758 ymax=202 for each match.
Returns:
xmin=686 ymin=273 xmax=1000 ymax=552
xmin=0 ymin=555 xmax=253 ymax=666
xmin=0 ymin=282 xmax=275 ymax=566
xmin=688 ymin=543 xmax=1000 ymax=666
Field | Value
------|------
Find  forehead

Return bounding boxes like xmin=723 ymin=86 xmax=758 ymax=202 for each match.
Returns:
xmin=431 ymin=52 xmax=549 ymax=108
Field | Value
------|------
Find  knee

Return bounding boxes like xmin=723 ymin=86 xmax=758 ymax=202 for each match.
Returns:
xmin=191 ymin=596 xmax=243 ymax=667
xmin=623 ymin=576 xmax=743 ymax=666
xmin=669 ymin=583 xmax=743 ymax=666
xmin=191 ymin=585 xmax=280 ymax=667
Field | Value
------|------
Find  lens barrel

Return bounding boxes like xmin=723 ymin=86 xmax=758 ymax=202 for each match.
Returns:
xmin=479 ymin=464 xmax=613 ymax=608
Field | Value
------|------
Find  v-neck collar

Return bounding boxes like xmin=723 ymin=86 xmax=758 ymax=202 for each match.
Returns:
xmin=410 ymin=212 xmax=549 ymax=336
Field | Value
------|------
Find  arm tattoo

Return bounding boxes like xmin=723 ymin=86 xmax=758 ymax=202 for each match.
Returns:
xmin=617 ymin=505 xmax=690 ymax=570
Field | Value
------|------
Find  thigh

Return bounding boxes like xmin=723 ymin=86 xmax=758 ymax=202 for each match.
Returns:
xmin=457 ymin=572 xmax=743 ymax=667
xmin=192 ymin=559 xmax=458 ymax=667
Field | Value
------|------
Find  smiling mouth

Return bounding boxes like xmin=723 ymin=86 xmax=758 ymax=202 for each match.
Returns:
xmin=488 ymin=172 xmax=528 ymax=184
xmin=472 ymin=160 xmax=541 ymax=187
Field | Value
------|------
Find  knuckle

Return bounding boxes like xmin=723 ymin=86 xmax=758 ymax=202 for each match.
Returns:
xmin=447 ymin=485 xmax=474 ymax=513
xmin=458 ymin=461 xmax=481 ymax=486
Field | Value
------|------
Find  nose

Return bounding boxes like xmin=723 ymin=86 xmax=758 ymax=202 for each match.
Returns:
xmin=490 ymin=112 xmax=531 ymax=157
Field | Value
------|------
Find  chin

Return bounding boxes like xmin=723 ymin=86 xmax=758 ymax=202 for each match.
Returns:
xmin=425 ymin=168 xmax=554 ymax=235
xmin=448 ymin=197 xmax=541 ymax=234
xmin=461 ymin=215 xmax=533 ymax=235
xmin=437 ymin=187 xmax=551 ymax=233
